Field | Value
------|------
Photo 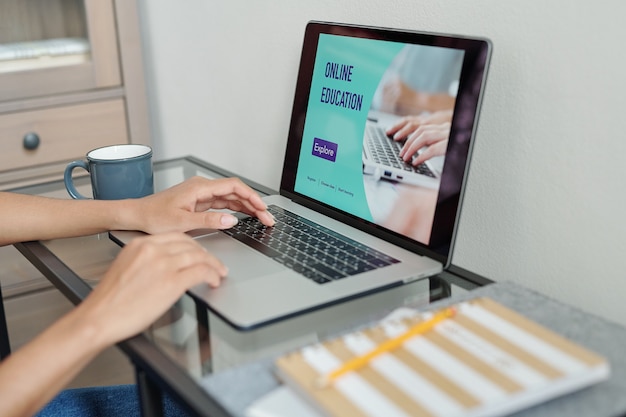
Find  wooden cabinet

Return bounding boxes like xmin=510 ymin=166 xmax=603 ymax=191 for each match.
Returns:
xmin=4 ymin=285 xmax=135 ymax=387
xmin=0 ymin=100 xmax=128 ymax=172
xmin=0 ymin=0 xmax=150 ymax=190
xmin=0 ymin=0 xmax=150 ymax=387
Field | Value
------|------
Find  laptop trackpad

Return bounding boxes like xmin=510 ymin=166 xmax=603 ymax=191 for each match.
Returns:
xmin=195 ymin=232 xmax=285 ymax=282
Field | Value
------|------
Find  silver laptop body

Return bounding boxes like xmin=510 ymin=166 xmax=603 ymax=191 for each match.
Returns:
xmin=111 ymin=21 xmax=491 ymax=330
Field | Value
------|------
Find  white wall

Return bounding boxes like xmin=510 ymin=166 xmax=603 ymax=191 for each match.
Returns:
xmin=137 ymin=1 xmax=626 ymax=326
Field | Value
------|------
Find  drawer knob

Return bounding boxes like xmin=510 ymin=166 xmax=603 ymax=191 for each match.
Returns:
xmin=23 ymin=132 xmax=40 ymax=150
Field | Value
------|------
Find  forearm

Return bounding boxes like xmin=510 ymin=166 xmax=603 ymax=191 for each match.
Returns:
xmin=418 ymin=93 xmax=457 ymax=113
xmin=0 ymin=305 xmax=109 ymax=417
xmin=0 ymin=193 xmax=139 ymax=246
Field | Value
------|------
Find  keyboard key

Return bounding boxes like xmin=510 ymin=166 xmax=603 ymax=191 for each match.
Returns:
xmin=223 ymin=205 xmax=398 ymax=284
xmin=366 ymin=124 xmax=435 ymax=177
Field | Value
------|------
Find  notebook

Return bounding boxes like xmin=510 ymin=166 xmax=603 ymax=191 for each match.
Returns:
xmin=272 ymin=297 xmax=610 ymax=417
xmin=110 ymin=21 xmax=492 ymax=330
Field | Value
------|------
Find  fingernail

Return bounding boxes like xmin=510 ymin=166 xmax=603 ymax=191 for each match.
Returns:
xmin=221 ymin=214 xmax=238 ymax=227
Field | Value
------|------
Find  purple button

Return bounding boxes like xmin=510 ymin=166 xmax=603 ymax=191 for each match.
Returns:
xmin=312 ymin=138 xmax=338 ymax=162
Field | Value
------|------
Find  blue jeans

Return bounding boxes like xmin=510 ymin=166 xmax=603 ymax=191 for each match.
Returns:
xmin=36 ymin=384 xmax=193 ymax=417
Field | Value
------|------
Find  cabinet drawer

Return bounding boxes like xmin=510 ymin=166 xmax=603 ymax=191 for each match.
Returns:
xmin=0 ymin=99 xmax=128 ymax=173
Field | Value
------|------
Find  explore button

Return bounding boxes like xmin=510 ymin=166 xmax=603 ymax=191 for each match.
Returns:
xmin=312 ymin=138 xmax=338 ymax=162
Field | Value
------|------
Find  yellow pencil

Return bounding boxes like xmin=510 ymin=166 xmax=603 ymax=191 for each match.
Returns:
xmin=316 ymin=306 xmax=456 ymax=388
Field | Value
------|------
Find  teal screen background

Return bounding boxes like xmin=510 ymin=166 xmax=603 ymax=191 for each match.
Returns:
xmin=294 ymin=34 xmax=403 ymax=221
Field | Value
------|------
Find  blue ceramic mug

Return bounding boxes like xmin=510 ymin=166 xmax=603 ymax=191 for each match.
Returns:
xmin=64 ymin=144 xmax=154 ymax=200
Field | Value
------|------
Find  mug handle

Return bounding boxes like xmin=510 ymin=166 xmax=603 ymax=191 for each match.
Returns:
xmin=64 ymin=160 xmax=91 ymax=199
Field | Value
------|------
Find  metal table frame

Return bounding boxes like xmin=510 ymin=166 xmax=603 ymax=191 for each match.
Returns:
xmin=7 ymin=156 xmax=491 ymax=416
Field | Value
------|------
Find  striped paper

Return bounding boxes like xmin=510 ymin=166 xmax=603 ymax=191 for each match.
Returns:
xmin=275 ymin=297 xmax=609 ymax=417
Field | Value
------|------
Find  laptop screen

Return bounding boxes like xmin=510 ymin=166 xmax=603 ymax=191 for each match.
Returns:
xmin=281 ymin=22 xmax=491 ymax=264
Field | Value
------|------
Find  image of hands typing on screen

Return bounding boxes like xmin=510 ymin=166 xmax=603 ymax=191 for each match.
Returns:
xmin=386 ymin=109 xmax=453 ymax=167
xmin=363 ymin=44 xmax=463 ymax=245
xmin=0 ymin=176 xmax=274 ymax=417
xmin=373 ymin=43 xmax=461 ymax=166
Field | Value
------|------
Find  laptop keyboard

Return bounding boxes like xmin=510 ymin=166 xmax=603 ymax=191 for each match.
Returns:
xmin=366 ymin=124 xmax=435 ymax=177
xmin=222 ymin=205 xmax=399 ymax=284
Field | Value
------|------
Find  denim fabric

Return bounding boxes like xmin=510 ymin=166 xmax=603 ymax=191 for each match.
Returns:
xmin=36 ymin=384 xmax=193 ymax=417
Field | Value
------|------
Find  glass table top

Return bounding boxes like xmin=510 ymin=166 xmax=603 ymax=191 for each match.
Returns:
xmin=13 ymin=156 xmax=478 ymax=414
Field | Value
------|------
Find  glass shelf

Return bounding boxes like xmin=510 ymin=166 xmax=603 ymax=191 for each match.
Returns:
xmin=0 ymin=0 xmax=89 ymax=73
xmin=0 ymin=0 xmax=120 ymax=102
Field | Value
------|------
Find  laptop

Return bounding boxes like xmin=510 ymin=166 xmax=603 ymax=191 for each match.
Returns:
xmin=362 ymin=115 xmax=443 ymax=189
xmin=111 ymin=21 xmax=491 ymax=330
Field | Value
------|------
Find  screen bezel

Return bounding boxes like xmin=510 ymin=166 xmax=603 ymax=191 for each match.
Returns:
xmin=279 ymin=21 xmax=492 ymax=266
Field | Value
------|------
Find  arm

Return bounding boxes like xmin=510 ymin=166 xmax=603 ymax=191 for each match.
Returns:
xmin=381 ymin=79 xmax=456 ymax=115
xmin=0 ymin=176 xmax=274 ymax=415
xmin=384 ymin=187 xmax=438 ymax=245
xmin=386 ymin=109 xmax=453 ymax=140
xmin=386 ymin=111 xmax=453 ymax=166
xmin=399 ymin=122 xmax=451 ymax=166
xmin=0 ymin=176 xmax=274 ymax=246
xmin=0 ymin=193 xmax=133 ymax=246
xmin=0 ymin=232 xmax=226 ymax=417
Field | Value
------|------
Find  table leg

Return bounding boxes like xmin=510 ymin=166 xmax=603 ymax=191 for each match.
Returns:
xmin=136 ymin=367 xmax=164 ymax=417
xmin=195 ymin=299 xmax=209 ymax=342
xmin=0 ymin=285 xmax=11 ymax=360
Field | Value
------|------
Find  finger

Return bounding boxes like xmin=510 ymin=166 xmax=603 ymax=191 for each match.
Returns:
xmin=146 ymin=237 xmax=231 ymax=289
xmin=155 ymin=235 xmax=229 ymax=289
xmin=206 ymin=191 xmax=274 ymax=227
xmin=178 ymin=262 xmax=227 ymax=289
xmin=197 ymin=180 xmax=273 ymax=223
xmin=400 ymin=129 xmax=427 ymax=159
xmin=198 ymin=178 xmax=268 ymax=211
xmin=254 ymin=209 xmax=276 ymax=227
xmin=185 ymin=211 xmax=240 ymax=230
xmin=224 ymin=203 xmax=275 ymax=226
xmin=122 ymin=232 xmax=188 ymax=259
xmin=405 ymin=134 xmax=431 ymax=163
xmin=402 ymin=125 xmax=445 ymax=159
xmin=412 ymin=147 xmax=437 ymax=166
xmin=175 ymin=204 xmax=274 ymax=232
xmin=393 ymin=123 xmax=420 ymax=141
xmin=172 ymin=248 xmax=227 ymax=279
xmin=133 ymin=233 xmax=227 ymax=276
xmin=204 ymin=198 xmax=262 ymax=218
xmin=385 ymin=118 xmax=407 ymax=136
xmin=132 ymin=231 xmax=193 ymax=245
